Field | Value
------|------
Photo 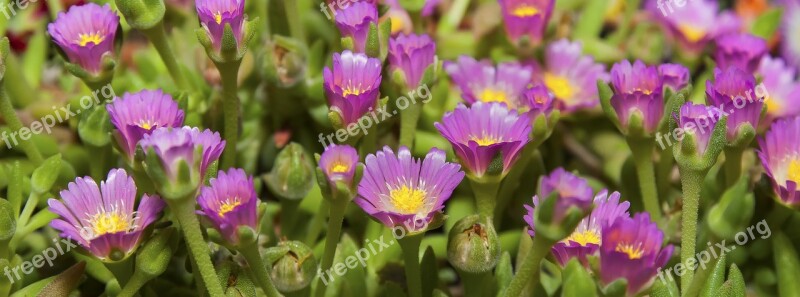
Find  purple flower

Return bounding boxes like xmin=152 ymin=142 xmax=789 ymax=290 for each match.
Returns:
xmin=676 ymin=102 xmax=718 ymax=155
xmin=552 ymin=190 xmax=630 ymax=267
xmin=421 ymin=0 xmax=441 ymax=16
xmin=383 ymin=0 xmax=413 ymax=35
xmin=388 ymin=34 xmax=436 ymax=88
xmin=435 ymin=102 xmax=531 ymax=178
xmin=197 ymin=168 xmax=258 ymax=245
xmin=714 ymin=33 xmax=768 ymax=74
xmin=539 ymin=39 xmax=608 ymax=113
xmin=106 ymin=90 xmax=185 ymax=162
xmin=139 ymin=126 xmax=226 ymax=181
xmin=195 ymin=0 xmax=245 ymax=51
xmin=319 ymin=144 xmax=360 ymax=186
xmin=649 ymin=0 xmax=741 ymax=52
xmin=48 ymin=169 xmax=165 ymax=261
xmin=47 ymin=3 xmax=119 ymax=74
xmin=520 ymin=85 xmax=555 ymax=121
xmin=705 ymin=67 xmax=763 ymax=142
xmin=355 ymin=146 xmax=464 ymax=232
xmin=444 ymin=56 xmax=532 ymax=109
xmin=335 ymin=2 xmax=378 ymax=53
xmin=610 ymin=60 xmax=664 ymax=134
xmin=756 ymin=56 xmax=800 ymax=122
xmin=523 ymin=168 xmax=595 ymax=237
xmin=600 ymin=213 xmax=674 ymax=296
xmin=323 ymin=51 xmax=383 ymax=126
xmin=758 ymin=116 xmax=800 ymax=207
xmin=498 ymin=0 xmax=555 ymax=45
xmin=658 ymin=63 xmax=690 ymax=92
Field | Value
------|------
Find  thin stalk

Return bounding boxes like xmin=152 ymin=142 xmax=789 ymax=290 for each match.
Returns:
xmin=628 ymin=138 xmax=662 ymax=223
xmin=723 ymin=147 xmax=743 ymax=189
xmin=305 ymin=201 xmax=329 ymax=245
xmin=460 ymin=270 xmax=490 ymax=297
xmin=399 ymin=103 xmax=422 ymax=149
xmin=284 ymin=0 xmax=305 ymax=41
xmin=105 ymin=258 xmax=135 ymax=288
xmin=239 ymin=243 xmax=281 ymax=297
xmin=678 ymin=168 xmax=705 ymax=292
xmin=437 ymin=0 xmax=470 ymax=35
xmin=141 ymin=22 xmax=189 ymax=90
xmin=398 ymin=234 xmax=424 ymax=297
xmin=117 ymin=271 xmax=150 ymax=297
xmin=502 ymin=236 xmax=554 ymax=297
xmin=470 ymin=179 xmax=501 ymax=219
xmin=0 ymin=87 xmax=43 ymax=164
xmin=313 ymin=197 xmax=349 ymax=297
xmin=217 ymin=61 xmax=242 ymax=169
xmin=166 ymin=199 xmax=225 ymax=297
xmin=280 ymin=198 xmax=300 ymax=239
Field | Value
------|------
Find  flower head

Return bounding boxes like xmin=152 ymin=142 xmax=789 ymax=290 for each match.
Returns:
xmin=705 ymin=67 xmax=763 ymax=142
xmin=498 ymin=0 xmax=555 ymax=45
xmin=197 ymin=168 xmax=258 ymax=245
xmin=539 ymin=39 xmax=608 ymax=113
xmin=319 ymin=144 xmax=360 ymax=186
xmin=139 ymin=126 xmax=225 ymax=183
xmin=47 ymin=3 xmax=119 ymax=74
xmin=610 ymin=60 xmax=664 ymax=134
xmin=756 ymin=56 xmax=800 ymax=122
xmin=195 ymin=0 xmax=245 ymax=51
xmin=714 ymin=33 xmax=768 ymax=73
xmin=435 ymin=102 xmax=531 ymax=178
xmin=676 ymin=102 xmax=718 ymax=154
xmin=523 ymin=168 xmax=595 ymax=237
xmin=335 ymin=2 xmax=378 ymax=53
xmin=323 ymin=50 xmax=383 ymax=126
xmin=658 ymin=63 xmax=690 ymax=92
xmin=388 ymin=34 xmax=436 ymax=89
xmin=600 ymin=213 xmax=674 ymax=296
xmin=48 ymin=169 xmax=165 ymax=261
xmin=520 ymin=85 xmax=555 ymax=121
xmin=355 ymin=146 xmax=464 ymax=233
xmin=444 ymin=56 xmax=532 ymax=109
xmin=649 ymin=0 xmax=741 ymax=52
xmin=106 ymin=90 xmax=185 ymax=162
xmin=758 ymin=116 xmax=800 ymax=207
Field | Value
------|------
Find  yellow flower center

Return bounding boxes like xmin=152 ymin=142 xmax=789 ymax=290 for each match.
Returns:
xmin=77 ymin=32 xmax=105 ymax=47
xmin=615 ymin=242 xmax=644 ymax=260
xmin=214 ymin=12 xmax=223 ymax=24
xmin=479 ymin=88 xmax=510 ymax=104
xmin=632 ymin=88 xmax=653 ymax=95
xmin=544 ymin=73 xmax=575 ymax=100
xmin=786 ymin=159 xmax=800 ymax=185
xmin=330 ymin=162 xmax=350 ymax=173
xmin=218 ymin=197 xmax=242 ymax=218
xmin=389 ymin=185 xmax=426 ymax=214
xmin=512 ymin=4 xmax=540 ymax=17
xmin=85 ymin=208 xmax=134 ymax=238
xmin=390 ymin=15 xmax=404 ymax=34
xmin=564 ymin=230 xmax=601 ymax=246
xmin=342 ymin=85 xmax=364 ymax=97
xmin=678 ymin=24 xmax=706 ymax=43
xmin=766 ymin=96 xmax=782 ymax=115
xmin=138 ymin=121 xmax=154 ymax=130
xmin=470 ymin=135 xmax=502 ymax=146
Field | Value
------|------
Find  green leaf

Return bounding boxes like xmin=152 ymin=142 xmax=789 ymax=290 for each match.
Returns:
xmin=561 ymin=259 xmax=596 ymax=297
xmin=22 ymin=30 xmax=47 ymax=88
xmin=496 ymin=252 xmax=513 ymax=293
xmin=700 ymin=252 xmax=727 ymax=297
xmin=540 ymin=259 xmax=562 ymax=297
xmin=773 ymin=232 xmax=800 ymax=297
xmin=0 ymin=198 xmax=15 ymax=241
xmin=572 ymin=0 xmax=609 ymax=40
xmin=28 ymin=261 xmax=86 ymax=297
xmin=725 ymin=264 xmax=746 ymax=297
xmin=750 ymin=8 xmax=783 ymax=39
xmin=31 ymin=154 xmax=62 ymax=194
xmin=649 ymin=269 xmax=680 ymax=297
xmin=421 ymin=246 xmax=438 ymax=296
xmin=8 ymin=162 xmax=22 ymax=217
xmin=77 ymin=106 xmax=111 ymax=147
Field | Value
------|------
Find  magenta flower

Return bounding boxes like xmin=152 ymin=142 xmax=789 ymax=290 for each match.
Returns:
xmin=538 ymin=39 xmax=608 ymax=113
xmin=758 ymin=116 xmax=800 ymax=207
xmin=677 ymin=102 xmax=718 ymax=155
xmin=48 ymin=169 xmax=165 ymax=261
xmin=658 ymin=63 xmax=690 ymax=92
xmin=498 ymin=0 xmax=555 ymax=45
xmin=714 ymin=33 xmax=768 ymax=74
xmin=335 ymin=2 xmax=378 ymax=53
xmin=195 ymin=0 xmax=245 ymax=51
xmin=139 ymin=126 xmax=226 ymax=181
xmin=383 ymin=0 xmax=413 ymax=35
xmin=649 ymin=0 xmax=741 ymax=52
xmin=757 ymin=56 xmax=800 ymax=122
xmin=355 ymin=146 xmax=464 ymax=233
xmin=705 ymin=67 xmax=763 ymax=142
xmin=600 ymin=213 xmax=674 ymax=296
xmin=319 ymin=144 xmax=360 ymax=186
xmin=323 ymin=50 xmax=383 ymax=125
xmin=197 ymin=168 xmax=258 ymax=245
xmin=444 ymin=56 xmax=532 ymax=109
xmin=435 ymin=102 xmax=531 ymax=178
xmin=523 ymin=168 xmax=595 ymax=237
xmin=610 ymin=60 xmax=664 ymax=134
xmin=106 ymin=90 xmax=185 ymax=162
xmin=520 ymin=85 xmax=555 ymax=121
xmin=421 ymin=0 xmax=441 ymax=17
xmin=552 ymin=190 xmax=630 ymax=267
xmin=47 ymin=3 xmax=119 ymax=74
xmin=388 ymin=34 xmax=436 ymax=88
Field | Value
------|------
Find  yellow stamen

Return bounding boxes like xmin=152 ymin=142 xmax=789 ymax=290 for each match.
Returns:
xmin=330 ymin=162 xmax=350 ymax=173
xmin=512 ymin=5 xmax=540 ymax=17
xmin=342 ymin=86 xmax=364 ymax=97
xmin=214 ymin=12 xmax=223 ymax=24
xmin=77 ymin=32 xmax=105 ymax=47
xmin=564 ymin=230 xmax=601 ymax=246
xmin=390 ymin=15 xmax=404 ymax=34
xmin=616 ymin=242 xmax=644 ymax=260
xmin=787 ymin=159 xmax=800 ymax=185
xmin=766 ymin=96 xmax=781 ymax=115
xmin=479 ymin=88 xmax=510 ymax=104
xmin=218 ymin=197 xmax=242 ymax=218
xmin=678 ymin=24 xmax=706 ymax=43
xmin=544 ymin=73 xmax=575 ymax=100
xmin=138 ymin=121 xmax=154 ymax=130
xmin=470 ymin=135 xmax=502 ymax=146
xmin=85 ymin=206 xmax=134 ymax=237
xmin=389 ymin=185 xmax=426 ymax=214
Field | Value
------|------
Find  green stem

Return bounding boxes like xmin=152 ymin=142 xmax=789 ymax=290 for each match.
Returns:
xmin=399 ymin=103 xmax=422 ymax=149
xmin=437 ymin=0 xmax=469 ymax=35
xmin=470 ymin=179 xmax=501 ymax=219
xmin=460 ymin=270 xmax=490 ymax=297
xmin=305 ymin=201 xmax=329 ymax=246
xmin=280 ymin=198 xmax=300 ymax=239
xmin=0 ymin=87 xmax=43 ymax=165
xmin=502 ymin=236 xmax=554 ymax=297
xmin=16 ymin=193 xmax=39 ymax=228
xmin=313 ymin=197 xmax=348 ymax=297
xmin=239 ymin=243 xmax=281 ymax=297
xmin=217 ymin=61 xmax=242 ymax=169
xmin=398 ymin=234 xmax=424 ymax=297
xmin=141 ymin=22 xmax=189 ymax=90
xmin=105 ymin=258 xmax=135 ymax=288
xmin=284 ymin=0 xmax=305 ymax=41
xmin=117 ymin=271 xmax=150 ymax=297
xmin=166 ymin=199 xmax=225 ymax=297
xmin=4 ymin=54 xmax=35 ymax=107
xmin=723 ymin=147 xmax=743 ymax=189
xmin=628 ymin=138 xmax=662 ymax=223
xmin=45 ymin=0 xmax=64 ymax=20
xmin=678 ymin=168 xmax=705 ymax=293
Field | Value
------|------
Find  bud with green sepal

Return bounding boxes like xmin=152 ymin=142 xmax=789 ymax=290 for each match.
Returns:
xmin=447 ymin=215 xmax=500 ymax=297
xmin=264 ymin=241 xmax=317 ymax=294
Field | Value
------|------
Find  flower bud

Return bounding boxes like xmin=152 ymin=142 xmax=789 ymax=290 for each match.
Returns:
xmin=264 ymin=36 xmax=307 ymax=88
xmin=265 ymin=143 xmax=315 ymax=200
xmin=447 ymin=215 xmax=500 ymax=274
xmin=264 ymin=241 xmax=317 ymax=293
xmin=115 ymin=0 xmax=165 ymax=30
xmin=135 ymin=227 xmax=176 ymax=278
xmin=195 ymin=0 xmax=259 ymax=62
